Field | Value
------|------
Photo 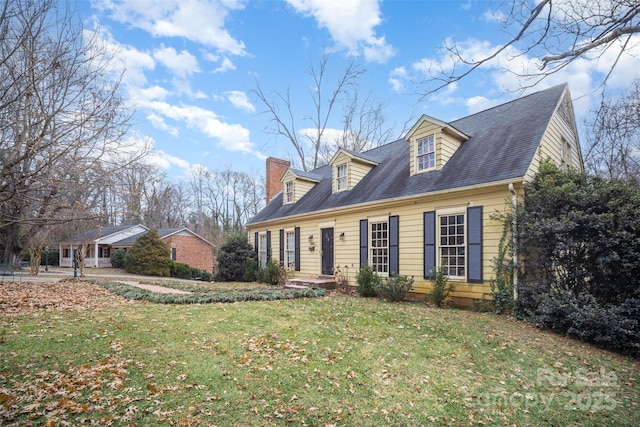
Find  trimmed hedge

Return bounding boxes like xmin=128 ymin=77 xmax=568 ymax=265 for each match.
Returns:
xmin=86 ymin=279 xmax=326 ymax=304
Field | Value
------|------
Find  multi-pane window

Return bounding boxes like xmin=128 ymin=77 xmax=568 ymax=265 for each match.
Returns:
xmin=285 ymin=181 xmax=294 ymax=203
xmin=259 ymin=233 xmax=268 ymax=267
xmin=417 ymin=134 xmax=435 ymax=171
xmin=370 ymin=221 xmax=389 ymax=274
xmin=439 ymin=213 xmax=465 ymax=277
xmin=561 ymin=138 xmax=572 ymax=170
xmin=336 ymin=163 xmax=348 ymax=191
xmin=285 ymin=230 xmax=295 ymax=269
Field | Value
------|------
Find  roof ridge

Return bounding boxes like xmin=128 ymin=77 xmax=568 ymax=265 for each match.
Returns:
xmin=451 ymin=83 xmax=567 ymax=124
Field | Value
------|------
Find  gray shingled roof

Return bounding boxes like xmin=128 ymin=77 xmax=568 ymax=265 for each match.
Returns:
xmin=247 ymin=84 xmax=566 ymax=225
xmin=61 ymin=225 xmax=137 ymax=243
xmin=113 ymin=228 xmax=184 ymax=246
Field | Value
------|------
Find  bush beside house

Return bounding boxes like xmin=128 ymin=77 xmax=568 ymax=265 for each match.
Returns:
xmin=515 ymin=162 xmax=640 ymax=355
xmin=124 ymin=229 xmax=173 ymax=277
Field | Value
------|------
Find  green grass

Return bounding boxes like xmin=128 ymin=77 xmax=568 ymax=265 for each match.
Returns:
xmin=1 ymin=282 xmax=639 ymax=426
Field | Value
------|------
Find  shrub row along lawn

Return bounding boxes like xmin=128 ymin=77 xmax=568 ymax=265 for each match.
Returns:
xmin=1 ymin=280 xmax=639 ymax=426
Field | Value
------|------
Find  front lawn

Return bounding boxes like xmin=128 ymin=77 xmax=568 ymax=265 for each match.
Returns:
xmin=1 ymin=280 xmax=638 ymax=426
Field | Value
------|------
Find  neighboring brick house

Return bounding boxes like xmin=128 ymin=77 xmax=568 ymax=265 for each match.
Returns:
xmin=58 ymin=225 xmax=215 ymax=273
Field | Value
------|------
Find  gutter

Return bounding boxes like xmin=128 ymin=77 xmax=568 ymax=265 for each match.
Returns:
xmin=247 ymin=177 xmax=525 ymax=228
xmin=509 ymin=183 xmax=518 ymax=301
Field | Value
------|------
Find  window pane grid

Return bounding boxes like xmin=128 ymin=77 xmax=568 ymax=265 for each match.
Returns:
xmin=259 ymin=234 xmax=268 ymax=267
xmin=440 ymin=214 xmax=465 ymax=277
xmin=370 ymin=222 xmax=389 ymax=274
xmin=285 ymin=181 xmax=294 ymax=203
xmin=337 ymin=163 xmax=347 ymax=191
xmin=417 ymin=135 xmax=435 ymax=171
xmin=285 ymin=231 xmax=295 ymax=269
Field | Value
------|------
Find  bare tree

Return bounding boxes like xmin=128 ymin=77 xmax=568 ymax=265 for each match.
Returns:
xmin=584 ymin=80 xmax=640 ymax=180
xmin=253 ymin=55 xmax=397 ymax=171
xmin=418 ymin=0 xmax=640 ymax=96
xmin=0 ymin=0 xmax=137 ymax=267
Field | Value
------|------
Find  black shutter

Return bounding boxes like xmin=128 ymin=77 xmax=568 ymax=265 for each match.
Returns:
xmin=254 ymin=232 xmax=258 ymax=258
xmin=423 ymin=211 xmax=436 ymax=279
xmin=389 ymin=215 xmax=399 ymax=275
xmin=467 ymin=206 xmax=483 ymax=283
xmin=294 ymin=227 xmax=301 ymax=271
xmin=359 ymin=219 xmax=368 ymax=266
xmin=266 ymin=230 xmax=272 ymax=262
xmin=279 ymin=229 xmax=284 ymax=266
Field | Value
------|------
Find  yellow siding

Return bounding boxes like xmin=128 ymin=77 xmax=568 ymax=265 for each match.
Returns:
xmin=525 ymin=98 xmax=581 ymax=181
xmin=349 ymin=160 xmax=374 ymax=189
xmin=281 ymin=170 xmax=318 ymax=204
xmin=295 ymin=179 xmax=316 ymax=201
xmin=248 ymin=183 xmax=520 ymax=303
xmin=331 ymin=152 xmax=374 ymax=192
xmin=407 ymin=120 xmax=463 ymax=175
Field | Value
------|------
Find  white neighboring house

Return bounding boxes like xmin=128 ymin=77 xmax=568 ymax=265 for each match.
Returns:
xmin=57 ymin=224 xmax=215 ymax=272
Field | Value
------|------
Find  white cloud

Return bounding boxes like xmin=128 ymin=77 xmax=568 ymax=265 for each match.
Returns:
xmin=83 ymin=28 xmax=155 ymax=86
xmin=147 ymin=113 xmax=179 ymax=137
xmin=95 ymin=0 xmax=247 ymax=55
xmin=144 ymin=101 xmax=263 ymax=157
xmin=482 ymin=10 xmax=506 ymax=23
xmin=153 ymin=45 xmax=199 ymax=77
xmin=465 ymin=96 xmax=497 ymax=114
xmin=147 ymin=149 xmax=192 ymax=171
xmin=226 ymin=90 xmax=255 ymax=113
xmin=285 ymin=0 xmax=395 ymax=63
xmin=389 ymin=66 xmax=407 ymax=93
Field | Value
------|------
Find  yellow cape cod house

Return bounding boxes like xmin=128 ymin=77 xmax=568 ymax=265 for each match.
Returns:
xmin=246 ymin=84 xmax=583 ymax=306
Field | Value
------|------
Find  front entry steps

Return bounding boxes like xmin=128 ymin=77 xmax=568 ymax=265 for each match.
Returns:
xmin=284 ymin=276 xmax=336 ymax=290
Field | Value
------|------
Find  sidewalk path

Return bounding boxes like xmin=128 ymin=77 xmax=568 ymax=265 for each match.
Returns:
xmin=120 ymin=282 xmax=190 ymax=294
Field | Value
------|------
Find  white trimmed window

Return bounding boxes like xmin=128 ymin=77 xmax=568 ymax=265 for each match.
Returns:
xmin=416 ymin=134 xmax=435 ymax=171
xmin=336 ymin=163 xmax=348 ymax=191
xmin=439 ymin=212 xmax=465 ymax=278
xmin=285 ymin=230 xmax=295 ymax=269
xmin=370 ymin=220 xmax=389 ymax=274
xmin=259 ymin=233 xmax=268 ymax=267
xmin=285 ymin=181 xmax=294 ymax=204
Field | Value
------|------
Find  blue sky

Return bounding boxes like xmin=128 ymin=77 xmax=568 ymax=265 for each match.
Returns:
xmin=80 ymin=0 xmax=639 ymax=180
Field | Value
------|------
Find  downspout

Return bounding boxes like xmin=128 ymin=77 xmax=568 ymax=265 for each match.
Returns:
xmin=509 ymin=183 xmax=518 ymax=302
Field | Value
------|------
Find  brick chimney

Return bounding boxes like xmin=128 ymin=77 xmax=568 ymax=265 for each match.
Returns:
xmin=266 ymin=157 xmax=290 ymax=204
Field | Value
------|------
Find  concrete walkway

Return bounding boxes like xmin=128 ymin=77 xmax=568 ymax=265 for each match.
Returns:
xmin=1 ymin=267 xmax=193 ymax=294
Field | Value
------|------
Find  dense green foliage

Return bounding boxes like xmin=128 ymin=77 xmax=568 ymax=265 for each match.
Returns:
xmin=356 ymin=264 xmax=381 ymax=297
xmin=123 ymin=229 xmax=173 ymax=277
xmin=89 ymin=279 xmax=326 ymax=303
xmin=374 ymin=274 xmax=414 ymax=302
xmin=170 ymin=262 xmax=192 ymax=279
xmin=489 ymin=217 xmax=517 ymax=314
xmin=39 ymin=249 xmax=59 ymax=266
xmin=214 ymin=233 xmax=256 ymax=282
xmin=517 ymin=161 xmax=640 ymax=355
xmin=261 ymin=259 xmax=282 ymax=286
xmin=429 ymin=265 xmax=455 ymax=307
xmin=109 ymin=248 xmax=127 ymax=268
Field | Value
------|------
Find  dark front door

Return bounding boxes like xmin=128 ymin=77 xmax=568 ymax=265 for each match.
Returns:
xmin=321 ymin=227 xmax=334 ymax=275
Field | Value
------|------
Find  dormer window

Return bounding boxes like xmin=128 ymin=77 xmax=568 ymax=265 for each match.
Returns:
xmin=416 ymin=134 xmax=436 ymax=171
xmin=336 ymin=163 xmax=348 ymax=191
xmin=285 ymin=181 xmax=294 ymax=204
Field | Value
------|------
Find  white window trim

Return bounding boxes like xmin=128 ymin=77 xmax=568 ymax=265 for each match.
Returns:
xmin=284 ymin=228 xmax=296 ymax=270
xmin=436 ymin=208 xmax=466 ymax=281
xmin=285 ymin=181 xmax=294 ymax=204
xmin=336 ymin=163 xmax=348 ymax=192
xmin=369 ymin=218 xmax=389 ymax=277
xmin=415 ymin=134 xmax=436 ymax=173
xmin=258 ymin=232 xmax=268 ymax=267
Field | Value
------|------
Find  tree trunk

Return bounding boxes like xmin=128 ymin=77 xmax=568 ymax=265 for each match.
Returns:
xmin=28 ymin=247 xmax=40 ymax=275
xmin=3 ymin=222 xmax=23 ymax=269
